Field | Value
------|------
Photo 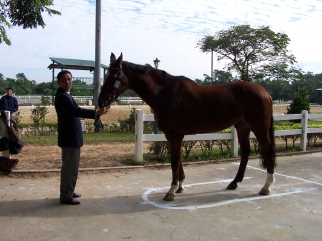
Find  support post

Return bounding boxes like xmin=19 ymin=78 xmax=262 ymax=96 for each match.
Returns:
xmin=211 ymin=50 xmax=213 ymax=85
xmin=300 ymin=110 xmax=308 ymax=151
xmin=94 ymin=0 xmax=101 ymax=132
xmin=135 ymin=109 xmax=144 ymax=162
xmin=51 ymin=61 xmax=55 ymax=104
xmin=94 ymin=0 xmax=101 ymax=107
xmin=230 ymin=125 xmax=238 ymax=157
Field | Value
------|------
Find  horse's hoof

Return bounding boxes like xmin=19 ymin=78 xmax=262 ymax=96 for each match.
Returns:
xmin=176 ymin=187 xmax=184 ymax=193
xmin=163 ymin=193 xmax=175 ymax=201
xmin=259 ymin=188 xmax=270 ymax=195
xmin=226 ymin=182 xmax=238 ymax=190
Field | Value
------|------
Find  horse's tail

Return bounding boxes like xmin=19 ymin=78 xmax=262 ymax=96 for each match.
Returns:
xmin=261 ymin=115 xmax=277 ymax=168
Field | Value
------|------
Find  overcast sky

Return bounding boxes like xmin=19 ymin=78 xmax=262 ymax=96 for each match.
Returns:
xmin=1 ymin=0 xmax=321 ymax=83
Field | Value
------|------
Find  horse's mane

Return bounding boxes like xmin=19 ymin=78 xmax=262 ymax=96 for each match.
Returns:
xmin=123 ymin=61 xmax=186 ymax=82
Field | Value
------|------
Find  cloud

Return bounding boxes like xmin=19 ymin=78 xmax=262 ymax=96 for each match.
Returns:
xmin=0 ymin=0 xmax=321 ymax=82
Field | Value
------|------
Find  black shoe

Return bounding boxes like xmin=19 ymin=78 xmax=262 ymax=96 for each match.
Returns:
xmin=60 ymin=198 xmax=80 ymax=205
xmin=73 ymin=192 xmax=81 ymax=198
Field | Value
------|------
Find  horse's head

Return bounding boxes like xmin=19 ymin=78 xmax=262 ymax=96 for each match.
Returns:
xmin=98 ymin=52 xmax=128 ymax=108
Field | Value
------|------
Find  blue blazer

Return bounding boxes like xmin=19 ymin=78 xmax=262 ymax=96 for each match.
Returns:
xmin=55 ymin=87 xmax=96 ymax=148
xmin=0 ymin=95 xmax=18 ymax=114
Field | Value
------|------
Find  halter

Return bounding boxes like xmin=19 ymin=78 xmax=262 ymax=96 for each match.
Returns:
xmin=101 ymin=66 xmax=125 ymax=107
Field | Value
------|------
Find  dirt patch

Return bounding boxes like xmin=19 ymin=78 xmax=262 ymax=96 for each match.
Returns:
xmin=13 ymin=142 xmax=151 ymax=171
xmin=18 ymin=105 xmax=152 ymax=124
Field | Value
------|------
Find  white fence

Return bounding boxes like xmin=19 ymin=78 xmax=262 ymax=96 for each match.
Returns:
xmin=134 ymin=109 xmax=322 ymax=161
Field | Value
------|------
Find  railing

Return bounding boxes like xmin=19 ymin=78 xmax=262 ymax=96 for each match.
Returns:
xmin=15 ymin=96 xmax=141 ymax=100
xmin=15 ymin=96 xmax=143 ymax=105
xmin=16 ymin=95 xmax=93 ymax=100
xmin=134 ymin=109 xmax=322 ymax=161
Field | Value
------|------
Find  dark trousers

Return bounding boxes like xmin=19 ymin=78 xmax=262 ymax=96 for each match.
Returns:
xmin=152 ymin=121 xmax=159 ymax=134
xmin=60 ymin=147 xmax=80 ymax=201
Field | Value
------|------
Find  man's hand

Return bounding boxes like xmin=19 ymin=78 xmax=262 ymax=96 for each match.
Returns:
xmin=96 ymin=107 xmax=109 ymax=115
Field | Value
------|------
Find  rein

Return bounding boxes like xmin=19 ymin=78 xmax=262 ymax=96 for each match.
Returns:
xmin=101 ymin=66 xmax=126 ymax=107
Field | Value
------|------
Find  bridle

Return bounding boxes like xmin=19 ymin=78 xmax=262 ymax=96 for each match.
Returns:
xmin=101 ymin=66 xmax=126 ymax=107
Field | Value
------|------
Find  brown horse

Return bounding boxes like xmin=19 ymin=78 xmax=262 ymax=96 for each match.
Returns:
xmin=98 ymin=53 xmax=276 ymax=201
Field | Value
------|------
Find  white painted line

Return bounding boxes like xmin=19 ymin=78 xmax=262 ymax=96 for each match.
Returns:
xmin=143 ymin=186 xmax=316 ymax=211
xmin=245 ymin=165 xmax=322 ymax=186
xmin=142 ymin=163 xmax=322 ymax=210
xmin=163 ymin=177 xmax=251 ymax=190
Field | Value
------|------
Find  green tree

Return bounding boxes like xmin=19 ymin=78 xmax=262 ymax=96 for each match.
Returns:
xmin=286 ymin=87 xmax=310 ymax=115
xmin=14 ymin=73 xmax=37 ymax=94
xmin=193 ymin=74 xmax=212 ymax=85
xmin=253 ymin=78 xmax=271 ymax=91
xmin=195 ymin=71 xmax=236 ymax=86
xmin=254 ymin=78 xmax=292 ymax=101
xmin=118 ymin=108 xmax=136 ymax=132
xmin=119 ymin=89 xmax=139 ymax=97
xmin=197 ymin=25 xmax=301 ymax=82
xmin=313 ymin=73 xmax=322 ymax=103
xmin=70 ymin=79 xmax=93 ymax=96
xmin=4 ymin=77 xmax=15 ymax=91
xmin=194 ymin=78 xmax=203 ymax=85
xmin=0 ymin=0 xmax=61 ymax=45
xmin=41 ymin=88 xmax=51 ymax=105
xmin=33 ymin=82 xmax=52 ymax=95
xmin=0 ymin=73 xmax=6 ymax=93
xmin=213 ymin=70 xmax=235 ymax=84
xmin=268 ymin=79 xmax=292 ymax=101
xmin=200 ymin=74 xmax=212 ymax=85
xmin=291 ymin=72 xmax=322 ymax=103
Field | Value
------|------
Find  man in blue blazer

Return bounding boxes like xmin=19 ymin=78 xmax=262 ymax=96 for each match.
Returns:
xmin=0 ymin=87 xmax=19 ymax=118
xmin=55 ymin=70 xmax=109 ymax=205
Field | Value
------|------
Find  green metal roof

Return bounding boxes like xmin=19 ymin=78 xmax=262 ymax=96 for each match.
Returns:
xmin=48 ymin=57 xmax=109 ymax=71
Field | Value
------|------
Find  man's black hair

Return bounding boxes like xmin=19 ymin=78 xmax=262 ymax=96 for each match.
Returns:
xmin=57 ymin=70 xmax=72 ymax=81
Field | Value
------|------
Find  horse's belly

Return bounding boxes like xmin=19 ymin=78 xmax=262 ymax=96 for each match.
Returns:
xmin=185 ymin=118 xmax=238 ymax=134
xmin=158 ymin=111 xmax=239 ymax=135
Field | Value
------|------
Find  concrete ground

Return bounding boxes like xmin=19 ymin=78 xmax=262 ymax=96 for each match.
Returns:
xmin=0 ymin=153 xmax=322 ymax=241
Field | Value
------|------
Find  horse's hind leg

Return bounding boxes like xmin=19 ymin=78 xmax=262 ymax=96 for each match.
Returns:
xmin=254 ymin=119 xmax=277 ymax=195
xmin=227 ymin=121 xmax=251 ymax=190
xmin=256 ymin=138 xmax=276 ymax=195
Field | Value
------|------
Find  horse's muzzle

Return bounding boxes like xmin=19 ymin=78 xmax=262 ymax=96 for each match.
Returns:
xmin=98 ymin=101 xmax=103 ymax=109
xmin=98 ymin=100 xmax=111 ymax=108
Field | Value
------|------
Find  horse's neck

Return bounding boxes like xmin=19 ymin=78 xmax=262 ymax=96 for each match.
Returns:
xmin=124 ymin=65 xmax=159 ymax=108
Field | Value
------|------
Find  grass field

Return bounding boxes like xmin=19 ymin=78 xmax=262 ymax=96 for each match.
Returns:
xmin=17 ymin=105 xmax=152 ymax=124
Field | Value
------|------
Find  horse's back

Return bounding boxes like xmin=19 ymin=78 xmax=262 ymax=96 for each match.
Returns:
xmin=188 ymin=81 xmax=272 ymax=114
xmin=222 ymin=81 xmax=273 ymax=132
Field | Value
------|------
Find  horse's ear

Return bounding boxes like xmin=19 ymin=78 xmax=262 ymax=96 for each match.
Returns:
xmin=116 ymin=52 xmax=123 ymax=67
xmin=110 ymin=53 xmax=116 ymax=64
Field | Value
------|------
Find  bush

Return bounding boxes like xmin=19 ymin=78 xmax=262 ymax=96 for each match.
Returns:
xmin=287 ymin=87 xmax=310 ymax=115
xmin=118 ymin=107 xmax=136 ymax=132
xmin=30 ymin=106 xmax=49 ymax=135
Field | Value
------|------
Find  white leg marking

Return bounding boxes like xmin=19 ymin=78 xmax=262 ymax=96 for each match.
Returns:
xmin=168 ymin=184 xmax=178 ymax=195
xmin=262 ymin=173 xmax=275 ymax=190
xmin=179 ymin=180 xmax=184 ymax=190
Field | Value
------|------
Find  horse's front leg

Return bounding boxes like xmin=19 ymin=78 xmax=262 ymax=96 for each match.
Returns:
xmin=176 ymin=160 xmax=185 ymax=194
xmin=163 ymin=134 xmax=184 ymax=201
